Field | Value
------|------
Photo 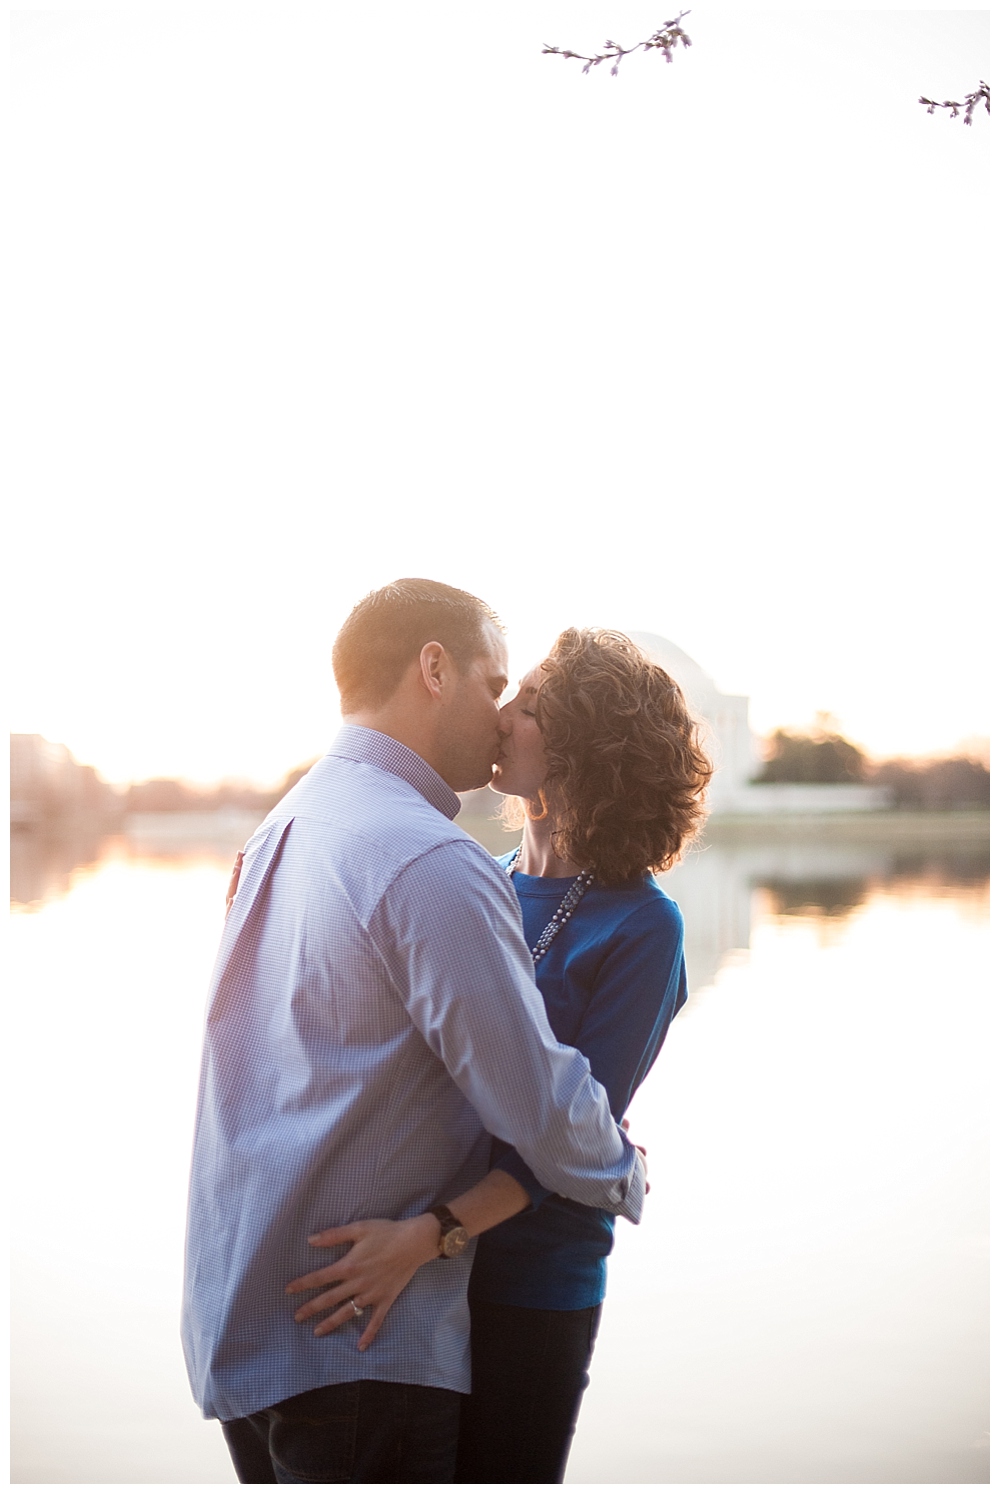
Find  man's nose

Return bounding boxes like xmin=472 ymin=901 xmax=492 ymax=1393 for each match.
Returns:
xmin=496 ymin=704 xmax=513 ymax=736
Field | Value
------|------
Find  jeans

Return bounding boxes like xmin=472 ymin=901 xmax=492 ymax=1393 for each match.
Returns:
xmin=221 ymin=1379 xmax=461 ymax=1484
xmin=454 ymin=1299 xmax=603 ymax=1484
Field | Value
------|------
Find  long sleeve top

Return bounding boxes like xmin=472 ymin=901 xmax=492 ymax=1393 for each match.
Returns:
xmin=470 ymin=857 xmax=687 ymax=1310
xmin=182 ymin=727 xmax=642 ymax=1420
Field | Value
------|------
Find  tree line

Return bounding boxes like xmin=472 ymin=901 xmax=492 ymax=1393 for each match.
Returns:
xmin=123 ymin=761 xmax=316 ymax=815
xmin=755 ymin=725 xmax=988 ymax=809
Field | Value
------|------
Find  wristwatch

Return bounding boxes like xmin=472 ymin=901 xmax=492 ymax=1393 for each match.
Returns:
xmin=429 ymin=1204 xmax=470 ymax=1258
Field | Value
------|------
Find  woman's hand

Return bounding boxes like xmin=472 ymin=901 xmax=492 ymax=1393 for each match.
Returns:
xmin=623 ymin=1116 xmax=650 ymax=1194
xmin=286 ymin=1215 xmax=440 ymax=1350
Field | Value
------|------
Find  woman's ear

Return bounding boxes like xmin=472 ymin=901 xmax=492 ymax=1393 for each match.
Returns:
xmin=524 ymin=788 xmax=549 ymax=822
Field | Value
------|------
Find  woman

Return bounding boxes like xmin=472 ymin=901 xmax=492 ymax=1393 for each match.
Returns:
xmin=288 ymin=628 xmax=711 ymax=1481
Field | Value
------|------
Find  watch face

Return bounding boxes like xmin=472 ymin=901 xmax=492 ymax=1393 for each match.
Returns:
xmin=440 ymin=1226 xmax=470 ymax=1258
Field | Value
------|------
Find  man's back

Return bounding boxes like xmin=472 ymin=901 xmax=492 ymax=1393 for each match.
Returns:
xmin=183 ymin=728 xmax=641 ymax=1422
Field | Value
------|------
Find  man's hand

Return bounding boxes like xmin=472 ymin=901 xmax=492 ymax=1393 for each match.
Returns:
xmin=285 ymin=1215 xmax=440 ymax=1350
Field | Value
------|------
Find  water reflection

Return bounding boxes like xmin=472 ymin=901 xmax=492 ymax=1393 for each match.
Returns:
xmin=10 ymin=813 xmax=263 ymax=911
xmin=761 ymin=874 xmax=870 ymax=917
xmin=9 ymin=817 xmax=989 ymax=1484
xmin=13 ymin=814 xmax=989 ymax=1003
xmin=658 ymin=824 xmax=987 ymax=992
xmin=10 ymin=824 xmax=115 ymax=909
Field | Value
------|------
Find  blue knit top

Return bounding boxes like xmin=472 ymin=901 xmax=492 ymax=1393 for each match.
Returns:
xmin=468 ymin=854 xmax=687 ymax=1311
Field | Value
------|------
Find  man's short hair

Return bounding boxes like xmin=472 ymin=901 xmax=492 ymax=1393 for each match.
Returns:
xmin=332 ymin=578 xmax=504 ymax=714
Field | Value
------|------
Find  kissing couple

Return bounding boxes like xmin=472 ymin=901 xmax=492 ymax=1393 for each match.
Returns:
xmin=183 ymin=577 xmax=711 ymax=1483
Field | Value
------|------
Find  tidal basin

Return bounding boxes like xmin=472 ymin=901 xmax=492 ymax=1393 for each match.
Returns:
xmin=9 ymin=814 xmax=988 ymax=1483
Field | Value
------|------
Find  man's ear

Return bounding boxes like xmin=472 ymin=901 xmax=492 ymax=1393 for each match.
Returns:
xmin=417 ymin=641 xmax=449 ymax=702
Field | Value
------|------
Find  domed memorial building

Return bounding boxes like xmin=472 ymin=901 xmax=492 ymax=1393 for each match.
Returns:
xmin=627 ymin=633 xmax=759 ymax=815
xmin=627 ymin=634 xmax=891 ymax=818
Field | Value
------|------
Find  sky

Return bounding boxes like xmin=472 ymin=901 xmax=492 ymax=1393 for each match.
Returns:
xmin=8 ymin=3 xmax=991 ymax=786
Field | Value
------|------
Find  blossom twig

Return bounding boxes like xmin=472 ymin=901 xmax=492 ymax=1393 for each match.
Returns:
xmin=542 ymin=12 xmax=692 ymax=77
xmin=918 ymin=80 xmax=990 ymax=126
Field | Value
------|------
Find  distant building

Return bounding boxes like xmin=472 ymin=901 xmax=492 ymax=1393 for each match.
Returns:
xmin=10 ymin=734 xmax=122 ymax=827
xmin=628 ymin=634 xmax=891 ymax=816
xmin=628 ymin=633 xmax=760 ymax=813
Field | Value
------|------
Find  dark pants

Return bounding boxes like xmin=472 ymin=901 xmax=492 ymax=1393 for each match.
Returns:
xmin=455 ymin=1300 xmax=603 ymax=1484
xmin=221 ymin=1379 xmax=461 ymax=1484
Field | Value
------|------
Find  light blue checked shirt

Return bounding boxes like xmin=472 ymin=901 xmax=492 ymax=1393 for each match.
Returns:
xmin=182 ymin=726 xmax=643 ymax=1421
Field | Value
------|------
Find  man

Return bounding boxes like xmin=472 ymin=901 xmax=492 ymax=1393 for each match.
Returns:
xmin=182 ymin=578 xmax=644 ymax=1483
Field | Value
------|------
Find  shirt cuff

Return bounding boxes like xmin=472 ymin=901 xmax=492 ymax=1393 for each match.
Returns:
xmin=618 ymin=1144 xmax=646 ymax=1225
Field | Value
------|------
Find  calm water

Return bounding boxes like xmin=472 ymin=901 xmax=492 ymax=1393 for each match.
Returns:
xmin=9 ymin=820 xmax=989 ymax=1484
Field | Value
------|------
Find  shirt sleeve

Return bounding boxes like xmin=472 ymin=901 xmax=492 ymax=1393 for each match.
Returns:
xmin=489 ymin=895 xmax=687 ymax=1207
xmin=370 ymin=837 xmax=645 ymax=1223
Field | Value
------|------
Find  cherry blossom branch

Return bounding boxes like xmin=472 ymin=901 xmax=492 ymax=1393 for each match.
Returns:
xmin=542 ymin=12 xmax=692 ymax=77
xmin=918 ymin=80 xmax=990 ymax=126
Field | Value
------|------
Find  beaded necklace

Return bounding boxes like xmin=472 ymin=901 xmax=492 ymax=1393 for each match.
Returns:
xmin=507 ymin=844 xmax=595 ymax=966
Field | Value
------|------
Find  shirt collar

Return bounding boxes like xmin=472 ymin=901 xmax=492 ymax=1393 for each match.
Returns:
xmin=327 ymin=725 xmax=462 ymax=821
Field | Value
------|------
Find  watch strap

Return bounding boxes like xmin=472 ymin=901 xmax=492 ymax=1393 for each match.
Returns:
xmin=429 ymin=1204 xmax=464 ymax=1236
xmin=428 ymin=1203 xmax=469 ymax=1256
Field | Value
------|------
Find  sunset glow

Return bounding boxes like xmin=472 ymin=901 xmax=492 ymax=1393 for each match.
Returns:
xmin=9 ymin=6 xmax=990 ymax=786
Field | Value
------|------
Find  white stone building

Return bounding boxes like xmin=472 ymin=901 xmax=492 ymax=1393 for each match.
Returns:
xmin=627 ymin=633 xmax=890 ymax=816
xmin=627 ymin=632 xmax=760 ymax=813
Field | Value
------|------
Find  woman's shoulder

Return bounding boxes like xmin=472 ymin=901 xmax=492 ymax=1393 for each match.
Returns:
xmin=581 ymin=880 xmax=685 ymax=1010
xmin=600 ymin=872 xmax=680 ymax=915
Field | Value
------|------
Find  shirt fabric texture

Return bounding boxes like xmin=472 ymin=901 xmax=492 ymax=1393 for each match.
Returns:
xmin=471 ymin=857 xmax=687 ymax=1310
xmin=181 ymin=726 xmax=643 ymax=1422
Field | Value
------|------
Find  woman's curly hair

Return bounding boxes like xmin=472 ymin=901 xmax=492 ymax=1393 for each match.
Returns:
xmin=535 ymin=628 xmax=713 ymax=885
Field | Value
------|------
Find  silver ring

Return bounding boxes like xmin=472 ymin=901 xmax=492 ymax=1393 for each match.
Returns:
xmin=350 ymin=1297 xmax=364 ymax=1317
